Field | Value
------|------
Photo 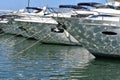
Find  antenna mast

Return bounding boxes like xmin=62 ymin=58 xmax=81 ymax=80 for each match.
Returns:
xmin=27 ymin=0 xmax=30 ymax=12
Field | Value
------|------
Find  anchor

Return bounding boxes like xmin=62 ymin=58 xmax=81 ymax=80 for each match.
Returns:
xmin=51 ymin=23 xmax=66 ymax=33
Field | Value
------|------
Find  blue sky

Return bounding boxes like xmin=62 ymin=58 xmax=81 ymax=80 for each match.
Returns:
xmin=0 ymin=0 xmax=106 ymax=10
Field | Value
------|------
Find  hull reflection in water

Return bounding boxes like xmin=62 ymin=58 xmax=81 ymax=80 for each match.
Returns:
xmin=0 ymin=34 xmax=94 ymax=79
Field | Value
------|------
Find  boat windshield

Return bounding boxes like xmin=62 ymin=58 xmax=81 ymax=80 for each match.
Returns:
xmin=26 ymin=7 xmax=43 ymax=13
xmin=77 ymin=2 xmax=114 ymax=9
xmin=59 ymin=5 xmax=89 ymax=10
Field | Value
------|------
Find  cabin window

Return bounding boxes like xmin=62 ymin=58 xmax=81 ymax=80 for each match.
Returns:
xmin=102 ymin=31 xmax=117 ymax=35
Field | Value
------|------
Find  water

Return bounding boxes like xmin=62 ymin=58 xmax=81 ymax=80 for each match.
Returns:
xmin=0 ymin=34 xmax=120 ymax=80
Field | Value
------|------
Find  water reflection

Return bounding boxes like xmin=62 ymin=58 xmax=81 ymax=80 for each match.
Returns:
xmin=0 ymin=34 xmax=94 ymax=80
xmin=1 ymin=34 xmax=120 ymax=80
xmin=12 ymin=45 xmax=94 ymax=80
xmin=80 ymin=59 xmax=120 ymax=80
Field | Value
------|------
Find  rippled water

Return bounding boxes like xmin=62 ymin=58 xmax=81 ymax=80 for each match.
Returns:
xmin=0 ymin=34 xmax=120 ymax=80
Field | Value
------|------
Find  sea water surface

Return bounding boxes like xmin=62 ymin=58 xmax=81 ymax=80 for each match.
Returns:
xmin=0 ymin=34 xmax=120 ymax=80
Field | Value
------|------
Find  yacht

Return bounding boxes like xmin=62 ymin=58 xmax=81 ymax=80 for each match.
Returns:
xmin=53 ymin=1 xmax=120 ymax=57
xmin=0 ymin=9 xmax=32 ymax=36
xmin=0 ymin=7 xmax=80 ymax=45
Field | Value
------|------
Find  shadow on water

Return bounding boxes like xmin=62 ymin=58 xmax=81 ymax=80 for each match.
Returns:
xmin=0 ymin=34 xmax=120 ymax=80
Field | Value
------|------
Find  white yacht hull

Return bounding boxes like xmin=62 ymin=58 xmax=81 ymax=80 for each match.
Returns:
xmin=55 ymin=17 xmax=120 ymax=57
xmin=0 ymin=20 xmax=80 ymax=45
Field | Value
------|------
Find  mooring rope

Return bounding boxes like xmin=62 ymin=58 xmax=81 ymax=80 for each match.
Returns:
xmin=0 ymin=31 xmax=6 ymax=36
xmin=9 ymin=26 xmax=49 ymax=47
xmin=0 ymin=26 xmax=34 ymax=43
xmin=0 ymin=25 xmax=14 ymax=37
xmin=13 ymin=28 xmax=52 ymax=56
xmin=18 ymin=33 xmax=51 ymax=54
